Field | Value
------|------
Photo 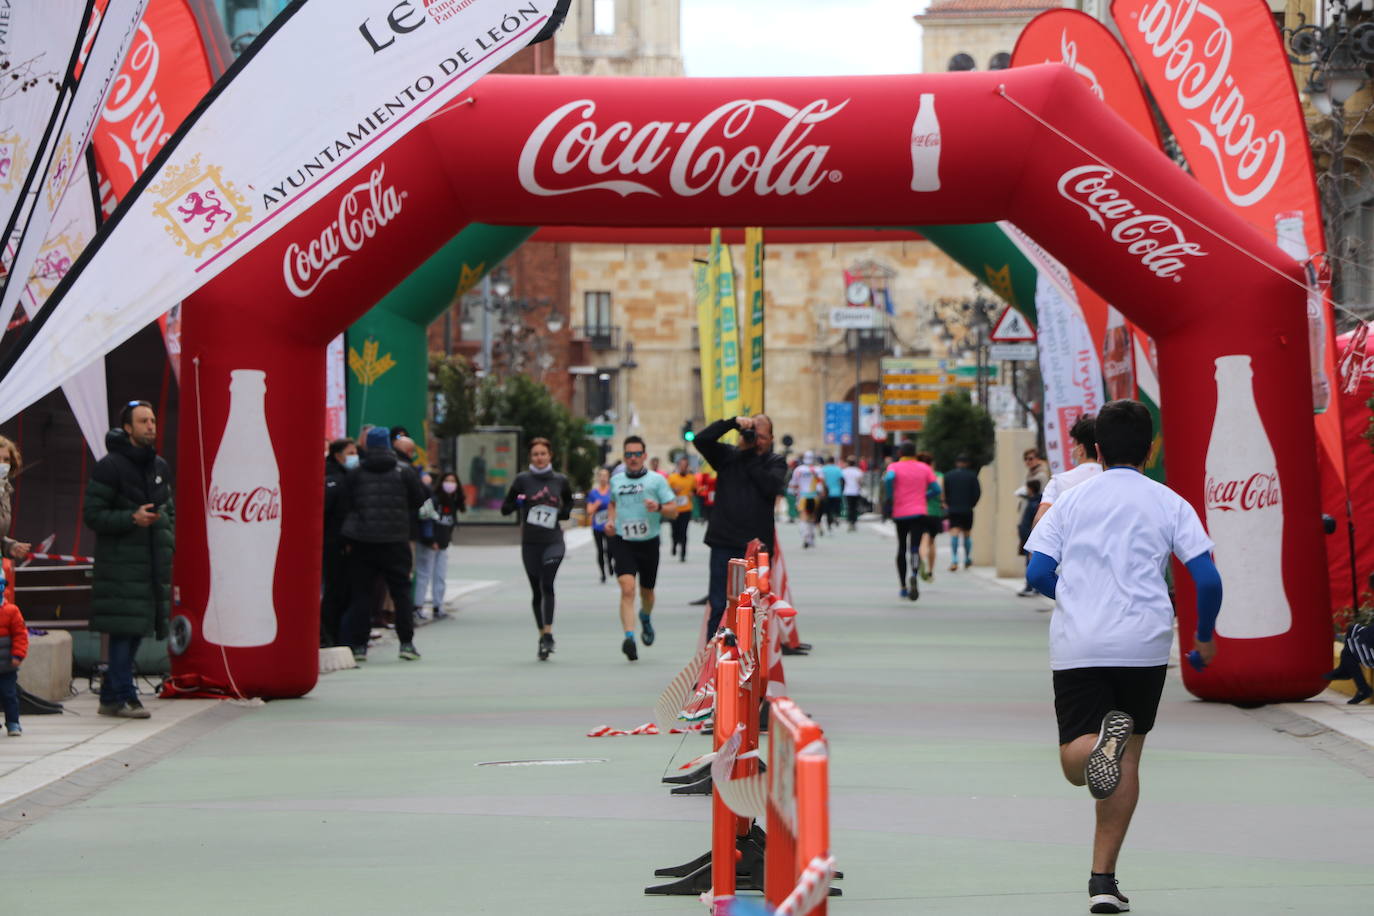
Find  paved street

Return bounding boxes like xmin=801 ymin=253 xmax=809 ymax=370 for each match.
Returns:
xmin=2 ymin=520 xmax=1373 ymax=914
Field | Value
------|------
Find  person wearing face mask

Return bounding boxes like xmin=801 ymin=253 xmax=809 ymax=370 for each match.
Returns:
xmin=415 ymin=470 xmax=466 ymax=620
xmin=321 ymin=438 xmax=358 ymax=646
xmin=502 ymin=438 xmax=573 ymax=661
xmin=0 ymin=436 xmax=32 ymax=564
xmin=83 ymin=401 xmax=174 ymax=718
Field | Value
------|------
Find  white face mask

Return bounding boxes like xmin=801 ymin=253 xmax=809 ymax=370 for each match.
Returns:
xmin=441 ymin=481 xmax=458 ymax=494
xmin=0 ymin=463 xmax=10 ymax=479
xmin=343 ymin=454 xmax=360 ymax=470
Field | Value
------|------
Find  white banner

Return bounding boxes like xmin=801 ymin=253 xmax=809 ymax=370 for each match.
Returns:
xmin=0 ymin=0 xmax=149 ymax=333
xmin=1033 ymin=273 xmax=1105 ymax=475
xmin=0 ymin=0 xmax=559 ymax=422
xmin=0 ymin=1 xmax=90 ymax=262
xmin=325 ymin=333 xmax=346 ymax=441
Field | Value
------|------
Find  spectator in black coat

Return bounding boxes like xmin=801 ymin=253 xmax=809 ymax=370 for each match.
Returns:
xmin=321 ymin=437 xmax=356 ymax=646
xmin=338 ymin=427 xmax=426 ymax=662
xmin=692 ymin=415 xmax=789 ymax=638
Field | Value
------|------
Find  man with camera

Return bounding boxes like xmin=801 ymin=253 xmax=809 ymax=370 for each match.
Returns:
xmin=692 ymin=414 xmax=790 ymax=638
xmin=84 ymin=400 xmax=175 ymax=719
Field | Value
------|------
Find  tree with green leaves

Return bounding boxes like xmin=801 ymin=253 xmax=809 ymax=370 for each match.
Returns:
xmin=475 ymin=373 xmax=598 ymax=490
xmin=428 ymin=352 xmax=477 ymax=441
xmin=919 ymin=389 xmax=995 ymax=472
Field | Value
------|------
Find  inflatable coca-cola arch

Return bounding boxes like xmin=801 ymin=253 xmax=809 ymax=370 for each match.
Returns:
xmin=175 ymin=65 xmax=1327 ymax=703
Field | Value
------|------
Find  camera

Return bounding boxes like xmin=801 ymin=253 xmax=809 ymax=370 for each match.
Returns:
xmin=739 ymin=427 xmax=757 ymax=445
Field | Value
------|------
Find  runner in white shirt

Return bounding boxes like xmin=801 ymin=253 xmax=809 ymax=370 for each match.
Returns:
xmin=788 ymin=452 xmax=824 ymax=548
xmin=1023 ymin=399 xmax=1222 ymax=915
xmin=1032 ymin=414 xmax=1104 ymax=528
xmin=840 ymin=456 xmax=864 ymax=531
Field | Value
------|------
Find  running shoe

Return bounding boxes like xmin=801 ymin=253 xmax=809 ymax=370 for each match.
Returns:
xmin=899 ymin=587 xmax=908 ymax=598
xmin=639 ymin=611 xmax=655 ymax=646
xmin=1018 ymin=587 xmax=1039 ymax=597
xmin=964 ymin=560 xmax=972 ymax=569
xmin=622 ymin=635 xmax=639 ymax=661
xmin=908 ymin=574 xmax=920 ymax=600
xmin=398 ymin=643 xmax=421 ymax=661
xmin=6 ymin=724 xmax=20 ymax=737
xmin=352 ymin=649 xmax=368 ymax=664
xmin=1088 ymin=874 xmax=1130 ymax=913
xmin=948 ymin=562 xmax=958 ymax=572
xmin=538 ymin=632 xmax=554 ymax=661
xmin=1085 ymin=710 xmax=1134 ymax=800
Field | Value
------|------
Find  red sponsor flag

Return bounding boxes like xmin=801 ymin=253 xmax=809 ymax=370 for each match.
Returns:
xmin=1111 ymin=0 xmax=1346 ymax=481
xmin=91 ymin=0 xmax=228 ymax=380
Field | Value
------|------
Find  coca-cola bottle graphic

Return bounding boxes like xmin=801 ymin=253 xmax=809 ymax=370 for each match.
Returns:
xmin=1274 ymin=210 xmax=1330 ymax=414
xmin=203 ymin=369 xmax=280 ymax=647
xmin=910 ymin=93 xmax=940 ymax=192
xmin=1205 ymin=355 xmax=1291 ymax=639
xmin=1101 ymin=306 xmax=1135 ymax=400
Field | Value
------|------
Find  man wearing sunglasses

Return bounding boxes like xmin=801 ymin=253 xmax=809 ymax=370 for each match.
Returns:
xmin=606 ymin=436 xmax=680 ymax=660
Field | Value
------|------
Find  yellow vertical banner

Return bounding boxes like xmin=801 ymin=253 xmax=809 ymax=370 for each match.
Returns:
xmin=741 ymin=227 xmax=765 ymax=415
xmin=714 ymin=229 xmax=742 ymax=421
xmin=694 ymin=259 xmax=721 ymax=424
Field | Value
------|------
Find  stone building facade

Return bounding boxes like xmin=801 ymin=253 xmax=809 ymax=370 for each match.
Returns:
xmin=570 ymin=239 xmax=975 ymax=461
xmin=554 ymin=0 xmax=684 ymax=76
xmin=915 ymin=0 xmax=1063 ymax=73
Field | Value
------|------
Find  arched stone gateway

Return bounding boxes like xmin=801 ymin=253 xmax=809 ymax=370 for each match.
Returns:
xmin=175 ymin=66 xmax=1324 ymax=703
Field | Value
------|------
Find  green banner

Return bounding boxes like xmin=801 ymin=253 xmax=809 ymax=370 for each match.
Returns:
xmin=741 ymin=227 xmax=765 ymax=416
xmin=714 ymin=229 xmax=742 ymax=421
xmin=695 ymin=259 xmax=721 ymax=423
xmin=346 ymin=223 xmax=535 ymax=463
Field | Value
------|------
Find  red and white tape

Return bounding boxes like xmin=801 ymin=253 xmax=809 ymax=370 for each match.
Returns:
xmin=774 ymin=855 xmax=836 ymax=916
xmin=27 ymin=552 xmax=94 ymax=563
xmin=585 ymin=722 xmax=661 ymax=737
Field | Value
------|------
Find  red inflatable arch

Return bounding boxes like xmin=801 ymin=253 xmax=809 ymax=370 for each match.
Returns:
xmin=174 ymin=65 xmax=1326 ymax=703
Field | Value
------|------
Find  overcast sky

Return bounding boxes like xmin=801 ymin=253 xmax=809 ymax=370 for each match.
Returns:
xmin=681 ymin=1 xmax=929 ymax=77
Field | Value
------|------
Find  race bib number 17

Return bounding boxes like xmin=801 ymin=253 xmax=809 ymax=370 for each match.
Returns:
xmin=528 ymin=504 xmax=558 ymax=529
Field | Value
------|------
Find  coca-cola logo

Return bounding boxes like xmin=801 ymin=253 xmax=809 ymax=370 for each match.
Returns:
xmin=1055 ymin=29 xmax=1104 ymax=100
xmin=1205 ymin=472 xmax=1280 ymax=512
xmin=1131 ymin=0 xmax=1283 ymax=208
xmin=517 ymin=97 xmax=848 ymax=199
xmin=911 ymin=132 xmax=939 ymax=148
xmin=1057 ymin=165 xmax=1206 ymax=280
xmin=100 ymin=23 xmax=171 ymax=188
xmin=209 ymin=485 xmax=282 ymax=523
xmin=283 ymin=166 xmax=406 ymax=298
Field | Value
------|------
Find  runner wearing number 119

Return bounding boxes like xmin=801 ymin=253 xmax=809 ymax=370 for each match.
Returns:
xmin=501 ymin=437 xmax=573 ymax=661
xmin=607 ymin=436 xmax=679 ymax=661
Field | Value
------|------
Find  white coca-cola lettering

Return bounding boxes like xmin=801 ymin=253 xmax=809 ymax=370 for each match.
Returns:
xmin=911 ymin=133 xmax=939 ymax=148
xmin=1133 ymin=0 xmax=1284 ymax=208
xmin=100 ymin=24 xmax=171 ymax=186
xmin=208 ymin=485 xmax=282 ymax=523
xmin=1057 ymin=165 xmax=1206 ymax=279
xmin=517 ymin=97 xmax=847 ymax=199
xmin=1204 ymin=472 xmax=1280 ymax=512
xmin=1056 ymin=28 xmax=1104 ymax=99
xmin=283 ymin=166 xmax=406 ymax=298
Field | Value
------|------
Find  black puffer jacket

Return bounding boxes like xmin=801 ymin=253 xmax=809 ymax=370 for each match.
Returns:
xmin=693 ymin=418 xmax=789 ymax=551
xmin=83 ymin=429 xmax=175 ymax=639
xmin=340 ymin=446 xmax=426 ymax=544
xmin=323 ymin=456 xmax=349 ymax=548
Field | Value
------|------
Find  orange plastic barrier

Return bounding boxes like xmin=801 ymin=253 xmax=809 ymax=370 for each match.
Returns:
xmin=766 ymin=698 xmax=834 ymax=916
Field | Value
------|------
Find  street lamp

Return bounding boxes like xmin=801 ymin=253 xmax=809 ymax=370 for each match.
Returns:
xmin=463 ymin=265 xmax=566 ymax=377
xmin=1285 ymin=0 xmax=1374 ymax=318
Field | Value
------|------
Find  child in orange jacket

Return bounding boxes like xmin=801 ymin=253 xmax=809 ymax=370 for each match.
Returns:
xmin=0 ymin=580 xmax=27 ymax=736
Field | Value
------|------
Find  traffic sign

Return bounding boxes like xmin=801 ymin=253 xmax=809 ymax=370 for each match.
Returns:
xmin=829 ymin=307 xmax=879 ymax=329
xmin=585 ymin=422 xmax=615 ymax=438
xmin=870 ymin=423 xmax=887 ymax=441
xmin=823 ymin=401 xmax=854 ymax=445
xmin=989 ymin=342 xmax=1038 ymax=361
xmin=990 ymin=306 xmax=1036 ymax=342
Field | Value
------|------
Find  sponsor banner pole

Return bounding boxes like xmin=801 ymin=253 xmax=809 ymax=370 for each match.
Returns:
xmin=0 ymin=1 xmax=91 ymax=265
xmin=0 ymin=0 xmax=150 ymax=335
xmin=742 ymin=226 xmax=765 ymax=415
xmin=716 ymin=230 xmax=743 ymax=422
xmin=1111 ymin=0 xmax=1345 ymax=471
xmin=695 ymin=258 xmax=719 ymax=428
xmin=0 ymin=0 xmax=558 ymax=422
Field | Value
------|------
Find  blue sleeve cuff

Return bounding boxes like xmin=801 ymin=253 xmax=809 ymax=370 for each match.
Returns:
xmin=1185 ymin=553 xmax=1222 ymax=641
xmin=1026 ymin=551 xmax=1058 ymax=599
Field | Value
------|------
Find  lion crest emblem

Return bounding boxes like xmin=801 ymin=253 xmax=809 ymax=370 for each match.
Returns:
xmin=151 ymin=155 xmax=251 ymax=258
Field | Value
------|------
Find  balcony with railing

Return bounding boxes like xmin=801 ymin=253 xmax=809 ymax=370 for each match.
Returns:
xmin=574 ymin=325 xmax=621 ymax=351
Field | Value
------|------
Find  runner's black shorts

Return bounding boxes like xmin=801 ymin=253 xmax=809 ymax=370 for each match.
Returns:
xmin=946 ymin=510 xmax=974 ymax=531
xmin=1052 ymin=665 xmax=1167 ymax=746
xmin=801 ymin=497 xmax=819 ymax=516
xmin=610 ymin=536 xmax=661 ymax=589
xmin=915 ymin=515 xmax=943 ymax=538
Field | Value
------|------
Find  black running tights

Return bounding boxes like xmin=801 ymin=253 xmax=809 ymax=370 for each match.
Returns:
xmin=894 ymin=517 xmax=921 ymax=586
xmin=592 ymin=529 xmax=612 ymax=577
xmin=522 ymin=541 xmax=565 ymax=629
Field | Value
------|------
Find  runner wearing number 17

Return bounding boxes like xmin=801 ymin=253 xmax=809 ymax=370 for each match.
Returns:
xmin=501 ymin=438 xmax=574 ymax=661
xmin=606 ymin=436 xmax=679 ymax=661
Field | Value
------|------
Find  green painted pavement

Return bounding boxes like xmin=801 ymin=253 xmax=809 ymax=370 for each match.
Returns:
xmin=2 ymin=525 xmax=1371 ymax=913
